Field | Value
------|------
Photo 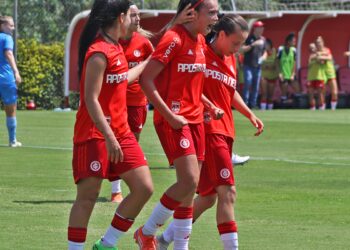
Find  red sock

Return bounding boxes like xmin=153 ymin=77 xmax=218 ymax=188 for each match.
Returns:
xmin=174 ymin=207 xmax=193 ymax=219
xmin=160 ymin=193 xmax=181 ymax=210
xmin=111 ymin=213 xmax=134 ymax=232
xmin=68 ymin=227 xmax=87 ymax=243
xmin=217 ymin=221 xmax=238 ymax=235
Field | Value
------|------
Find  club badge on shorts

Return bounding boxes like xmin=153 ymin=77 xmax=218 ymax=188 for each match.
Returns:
xmin=134 ymin=50 xmax=141 ymax=57
xmin=220 ymin=168 xmax=231 ymax=179
xmin=90 ymin=161 xmax=101 ymax=172
xmin=180 ymin=138 xmax=190 ymax=149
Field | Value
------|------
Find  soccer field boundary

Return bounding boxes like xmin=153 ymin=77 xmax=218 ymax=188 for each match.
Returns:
xmin=1 ymin=144 xmax=350 ymax=167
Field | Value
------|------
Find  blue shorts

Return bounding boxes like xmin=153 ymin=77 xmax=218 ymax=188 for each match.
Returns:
xmin=0 ymin=82 xmax=17 ymax=105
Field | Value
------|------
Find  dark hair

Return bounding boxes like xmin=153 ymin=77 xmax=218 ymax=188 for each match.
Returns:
xmin=176 ymin=0 xmax=205 ymax=17
xmin=265 ymin=38 xmax=273 ymax=48
xmin=285 ymin=32 xmax=295 ymax=44
xmin=205 ymin=14 xmax=248 ymax=44
xmin=78 ymin=0 xmax=131 ymax=77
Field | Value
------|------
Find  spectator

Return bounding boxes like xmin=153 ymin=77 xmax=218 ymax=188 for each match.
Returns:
xmin=0 ymin=16 xmax=22 ymax=147
xmin=260 ymin=38 xmax=278 ymax=110
xmin=241 ymin=21 xmax=266 ymax=108
xmin=315 ymin=36 xmax=338 ymax=110
xmin=277 ymin=32 xmax=300 ymax=103
xmin=307 ymin=43 xmax=326 ymax=110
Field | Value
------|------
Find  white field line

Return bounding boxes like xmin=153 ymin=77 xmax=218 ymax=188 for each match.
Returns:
xmin=1 ymin=144 xmax=350 ymax=167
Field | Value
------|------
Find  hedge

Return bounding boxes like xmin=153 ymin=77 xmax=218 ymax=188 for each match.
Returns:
xmin=16 ymin=39 xmax=65 ymax=110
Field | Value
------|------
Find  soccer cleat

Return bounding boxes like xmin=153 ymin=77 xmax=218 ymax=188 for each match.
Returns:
xmin=110 ymin=192 xmax=123 ymax=203
xmin=156 ymin=234 xmax=170 ymax=250
xmin=134 ymin=226 xmax=157 ymax=250
xmin=9 ymin=141 xmax=22 ymax=147
xmin=232 ymin=154 xmax=250 ymax=165
xmin=92 ymin=239 xmax=118 ymax=250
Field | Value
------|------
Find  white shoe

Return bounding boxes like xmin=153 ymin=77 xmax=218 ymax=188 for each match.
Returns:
xmin=156 ymin=234 xmax=170 ymax=250
xmin=9 ymin=141 xmax=22 ymax=147
xmin=232 ymin=154 xmax=250 ymax=165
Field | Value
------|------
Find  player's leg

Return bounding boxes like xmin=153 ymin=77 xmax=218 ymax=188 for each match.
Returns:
xmin=280 ymin=80 xmax=288 ymax=102
xmin=267 ymin=80 xmax=276 ymax=110
xmin=307 ymin=84 xmax=316 ymax=110
xmin=260 ymin=77 xmax=268 ymax=110
xmin=318 ymin=85 xmax=326 ymax=110
xmin=68 ymin=177 xmax=103 ymax=250
xmin=242 ymin=66 xmax=253 ymax=106
xmin=250 ymin=67 xmax=262 ymax=108
xmin=329 ymin=78 xmax=338 ymax=110
xmin=111 ymin=180 xmax=123 ymax=203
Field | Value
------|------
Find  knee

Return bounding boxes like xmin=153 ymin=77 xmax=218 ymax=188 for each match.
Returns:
xmin=218 ymin=186 xmax=237 ymax=204
xmin=181 ymin=175 xmax=199 ymax=192
xmin=76 ymin=191 xmax=99 ymax=209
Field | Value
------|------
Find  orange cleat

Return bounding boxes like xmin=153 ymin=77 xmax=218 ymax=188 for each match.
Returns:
xmin=134 ymin=226 xmax=157 ymax=250
xmin=110 ymin=192 xmax=123 ymax=203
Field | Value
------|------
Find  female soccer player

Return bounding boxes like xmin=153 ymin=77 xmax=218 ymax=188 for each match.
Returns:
xmin=307 ymin=43 xmax=326 ymax=110
xmin=134 ymin=0 xmax=219 ymax=249
xmin=110 ymin=3 xmax=154 ymax=204
xmin=315 ymin=36 xmax=338 ymax=110
xmin=260 ymin=38 xmax=278 ymax=110
xmin=157 ymin=15 xmax=264 ymax=250
xmin=67 ymin=1 xmax=153 ymax=249
xmin=0 ymin=16 xmax=22 ymax=147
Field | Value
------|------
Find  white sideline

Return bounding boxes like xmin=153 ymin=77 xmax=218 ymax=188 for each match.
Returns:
xmin=1 ymin=144 xmax=350 ymax=167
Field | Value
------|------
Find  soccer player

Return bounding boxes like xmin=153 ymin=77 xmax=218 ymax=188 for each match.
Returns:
xmin=0 ymin=16 xmax=22 ymax=147
xmin=315 ymin=36 xmax=338 ymax=110
xmin=134 ymin=0 xmax=219 ymax=249
xmin=67 ymin=1 xmax=153 ymax=250
xmin=307 ymin=43 xmax=326 ymax=110
xmin=110 ymin=3 xmax=154 ymax=204
xmin=260 ymin=38 xmax=278 ymax=110
xmin=277 ymin=32 xmax=300 ymax=103
xmin=156 ymin=15 xmax=264 ymax=250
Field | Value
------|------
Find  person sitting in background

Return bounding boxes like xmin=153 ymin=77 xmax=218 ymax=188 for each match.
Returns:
xmin=307 ymin=43 xmax=326 ymax=110
xmin=260 ymin=38 xmax=278 ymax=110
xmin=277 ymin=32 xmax=300 ymax=103
xmin=0 ymin=15 xmax=22 ymax=147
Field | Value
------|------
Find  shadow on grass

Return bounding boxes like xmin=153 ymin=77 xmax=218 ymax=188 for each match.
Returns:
xmin=13 ymin=197 xmax=110 ymax=204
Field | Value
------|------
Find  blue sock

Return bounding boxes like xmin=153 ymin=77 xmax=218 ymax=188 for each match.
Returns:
xmin=6 ymin=117 xmax=17 ymax=143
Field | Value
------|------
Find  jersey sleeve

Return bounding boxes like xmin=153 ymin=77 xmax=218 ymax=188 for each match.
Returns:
xmin=4 ymin=35 xmax=14 ymax=51
xmin=277 ymin=46 xmax=283 ymax=59
xmin=144 ymin=39 xmax=154 ymax=57
xmin=151 ymin=30 xmax=182 ymax=66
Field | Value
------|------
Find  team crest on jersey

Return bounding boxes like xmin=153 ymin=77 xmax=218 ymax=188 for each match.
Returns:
xmin=171 ymin=101 xmax=181 ymax=114
xmin=220 ymin=168 xmax=231 ymax=179
xmin=180 ymin=138 xmax=190 ymax=149
xmin=134 ymin=50 xmax=141 ymax=57
xmin=204 ymin=111 xmax=212 ymax=123
xmin=188 ymin=49 xmax=194 ymax=55
xmin=90 ymin=161 xmax=101 ymax=172
xmin=212 ymin=61 xmax=218 ymax=67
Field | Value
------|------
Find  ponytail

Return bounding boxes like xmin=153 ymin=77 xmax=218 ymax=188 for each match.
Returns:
xmin=78 ymin=0 xmax=131 ymax=77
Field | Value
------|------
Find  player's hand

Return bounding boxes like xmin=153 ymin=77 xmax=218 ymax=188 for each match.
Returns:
xmin=252 ymin=39 xmax=264 ymax=47
xmin=105 ymin=135 xmax=124 ymax=164
xmin=169 ymin=114 xmax=188 ymax=130
xmin=249 ymin=115 xmax=264 ymax=136
xmin=210 ymin=106 xmax=224 ymax=120
xmin=15 ymin=72 xmax=22 ymax=85
xmin=174 ymin=4 xmax=195 ymax=25
xmin=279 ymin=73 xmax=284 ymax=82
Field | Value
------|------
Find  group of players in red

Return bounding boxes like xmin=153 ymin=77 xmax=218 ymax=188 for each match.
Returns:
xmin=67 ymin=1 xmax=264 ymax=250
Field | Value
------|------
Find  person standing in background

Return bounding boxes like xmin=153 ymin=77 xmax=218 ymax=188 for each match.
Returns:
xmin=241 ymin=21 xmax=266 ymax=109
xmin=0 ymin=16 xmax=22 ymax=147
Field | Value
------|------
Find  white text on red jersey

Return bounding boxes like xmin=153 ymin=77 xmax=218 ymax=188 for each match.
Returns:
xmin=178 ymin=63 xmax=206 ymax=73
xmin=106 ymin=73 xmax=128 ymax=84
xmin=205 ymin=69 xmax=236 ymax=88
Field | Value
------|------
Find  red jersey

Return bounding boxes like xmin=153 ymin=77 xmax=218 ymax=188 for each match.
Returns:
xmin=203 ymin=46 xmax=237 ymax=139
xmin=73 ymin=36 xmax=130 ymax=143
xmin=120 ymin=32 xmax=154 ymax=106
xmin=152 ymin=24 xmax=207 ymax=124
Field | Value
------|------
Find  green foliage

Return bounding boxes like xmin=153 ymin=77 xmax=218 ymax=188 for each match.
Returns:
xmin=16 ymin=39 xmax=64 ymax=110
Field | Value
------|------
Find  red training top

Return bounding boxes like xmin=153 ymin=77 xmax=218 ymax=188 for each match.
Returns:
xmin=203 ymin=46 xmax=237 ymax=139
xmin=120 ymin=32 xmax=154 ymax=107
xmin=151 ymin=24 xmax=207 ymax=124
xmin=73 ymin=36 xmax=130 ymax=143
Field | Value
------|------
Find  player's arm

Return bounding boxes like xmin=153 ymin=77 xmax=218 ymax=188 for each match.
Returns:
xmin=201 ymin=94 xmax=224 ymax=120
xmin=140 ymin=59 xmax=187 ymax=129
xmin=344 ymin=51 xmax=350 ymax=57
xmin=84 ymin=53 xmax=123 ymax=163
xmin=4 ymin=49 xmax=21 ymax=85
xmin=231 ymin=91 xmax=264 ymax=136
xmin=127 ymin=56 xmax=151 ymax=84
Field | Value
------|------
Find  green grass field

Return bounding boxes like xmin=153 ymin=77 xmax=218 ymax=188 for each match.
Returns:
xmin=1 ymin=110 xmax=350 ymax=250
